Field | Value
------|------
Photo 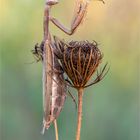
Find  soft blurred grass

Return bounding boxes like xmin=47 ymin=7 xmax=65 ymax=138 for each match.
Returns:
xmin=0 ymin=0 xmax=139 ymax=140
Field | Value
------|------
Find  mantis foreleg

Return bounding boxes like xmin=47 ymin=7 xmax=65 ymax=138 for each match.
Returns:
xmin=49 ymin=0 xmax=89 ymax=35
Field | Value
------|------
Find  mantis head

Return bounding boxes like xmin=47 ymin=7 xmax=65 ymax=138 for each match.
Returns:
xmin=46 ymin=0 xmax=59 ymax=5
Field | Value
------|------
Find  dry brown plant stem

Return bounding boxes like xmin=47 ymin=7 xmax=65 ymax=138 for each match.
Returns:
xmin=54 ymin=120 xmax=59 ymax=140
xmin=76 ymin=88 xmax=84 ymax=140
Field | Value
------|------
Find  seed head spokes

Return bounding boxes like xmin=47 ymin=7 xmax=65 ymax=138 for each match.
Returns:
xmin=53 ymin=36 xmax=108 ymax=89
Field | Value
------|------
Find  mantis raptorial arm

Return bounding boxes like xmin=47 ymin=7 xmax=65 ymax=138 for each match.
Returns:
xmin=49 ymin=0 xmax=89 ymax=35
xmin=71 ymin=0 xmax=88 ymax=29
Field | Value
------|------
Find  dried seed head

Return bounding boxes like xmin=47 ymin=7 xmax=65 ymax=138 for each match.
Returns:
xmin=53 ymin=36 xmax=108 ymax=89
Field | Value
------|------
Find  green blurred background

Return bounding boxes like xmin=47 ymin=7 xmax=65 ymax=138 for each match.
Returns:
xmin=0 ymin=0 xmax=139 ymax=140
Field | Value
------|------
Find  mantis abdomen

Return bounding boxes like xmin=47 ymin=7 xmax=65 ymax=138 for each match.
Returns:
xmin=43 ymin=45 xmax=66 ymax=130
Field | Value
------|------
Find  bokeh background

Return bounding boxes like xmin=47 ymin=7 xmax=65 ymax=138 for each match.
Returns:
xmin=0 ymin=0 xmax=139 ymax=140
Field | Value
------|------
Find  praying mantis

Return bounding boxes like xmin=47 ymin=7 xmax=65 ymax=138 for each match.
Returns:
xmin=41 ymin=0 xmax=89 ymax=133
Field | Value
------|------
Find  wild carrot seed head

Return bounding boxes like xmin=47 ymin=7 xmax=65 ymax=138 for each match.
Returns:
xmin=53 ymin=36 xmax=108 ymax=89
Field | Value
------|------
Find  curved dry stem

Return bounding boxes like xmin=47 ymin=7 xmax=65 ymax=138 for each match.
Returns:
xmin=76 ymin=88 xmax=84 ymax=140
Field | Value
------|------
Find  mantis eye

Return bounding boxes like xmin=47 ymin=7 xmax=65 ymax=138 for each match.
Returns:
xmin=46 ymin=0 xmax=59 ymax=5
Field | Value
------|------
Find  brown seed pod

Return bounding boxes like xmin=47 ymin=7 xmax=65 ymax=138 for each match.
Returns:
xmin=53 ymin=36 xmax=109 ymax=89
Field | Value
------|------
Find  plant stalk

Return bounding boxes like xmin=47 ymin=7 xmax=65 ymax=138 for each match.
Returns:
xmin=54 ymin=120 xmax=59 ymax=140
xmin=76 ymin=88 xmax=84 ymax=140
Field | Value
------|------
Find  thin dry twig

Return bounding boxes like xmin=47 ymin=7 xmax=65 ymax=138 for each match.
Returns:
xmin=76 ymin=88 xmax=84 ymax=140
xmin=54 ymin=120 xmax=59 ymax=140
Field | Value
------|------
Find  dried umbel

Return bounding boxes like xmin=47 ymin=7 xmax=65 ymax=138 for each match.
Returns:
xmin=53 ymin=36 xmax=108 ymax=89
